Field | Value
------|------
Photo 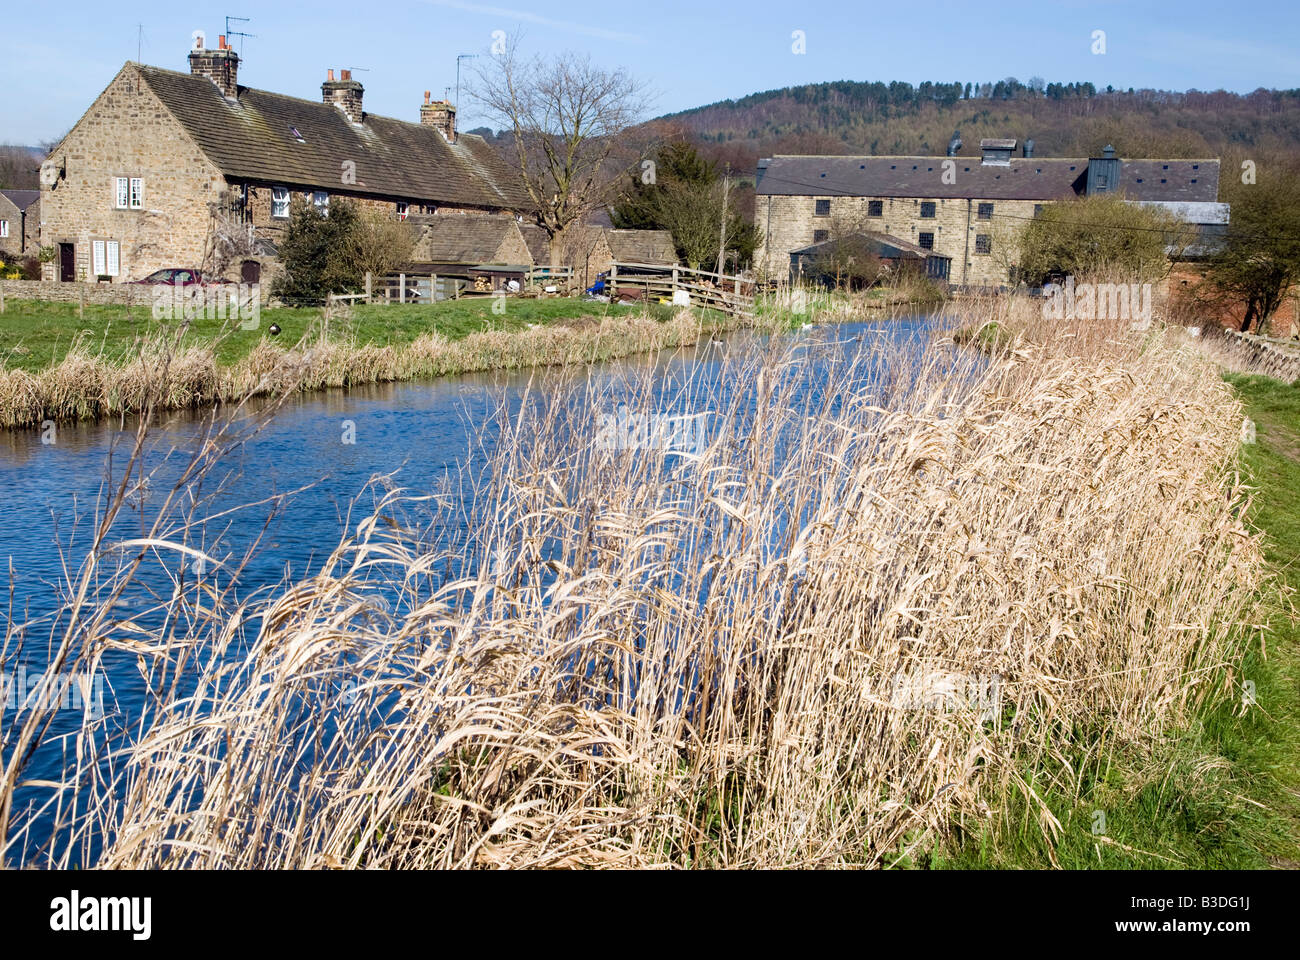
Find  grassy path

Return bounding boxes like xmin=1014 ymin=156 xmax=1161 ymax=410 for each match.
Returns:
xmin=0 ymin=298 xmax=705 ymax=373
xmin=937 ymin=373 xmax=1300 ymax=869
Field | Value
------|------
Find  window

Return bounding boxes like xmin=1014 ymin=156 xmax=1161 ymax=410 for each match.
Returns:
xmin=114 ymin=177 xmax=144 ymax=209
xmin=396 ymin=203 xmax=409 ymax=221
xmin=920 ymin=201 xmax=936 ymax=219
xmin=974 ymin=234 xmax=992 ymax=255
xmin=813 ymin=229 xmax=829 ymax=243
xmin=977 ymin=202 xmax=993 ymax=220
xmin=918 ymin=232 xmax=934 ymax=250
xmin=1033 ymin=204 xmax=1044 ymax=217
xmin=814 ymin=199 xmax=831 ymax=217
xmin=868 ymin=200 xmax=883 ymax=217
xmin=91 ymin=240 xmax=120 ymax=277
xmin=271 ymin=187 xmax=290 ymax=219
xmin=312 ymin=191 xmax=329 ymax=216
xmin=0 ymin=220 xmax=8 ymax=238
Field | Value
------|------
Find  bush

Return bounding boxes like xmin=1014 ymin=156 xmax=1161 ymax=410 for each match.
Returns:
xmin=270 ymin=197 xmax=365 ymax=304
xmin=1016 ymin=194 xmax=1187 ymax=287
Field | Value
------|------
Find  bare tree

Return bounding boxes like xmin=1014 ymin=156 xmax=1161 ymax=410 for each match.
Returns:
xmin=471 ymin=40 xmax=651 ymax=264
xmin=347 ymin=207 xmax=417 ymax=280
xmin=202 ymin=191 xmax=261 ymax=278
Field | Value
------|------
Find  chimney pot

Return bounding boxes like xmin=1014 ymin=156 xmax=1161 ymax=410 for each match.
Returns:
xmin=327 ymin=68 xmax=335 ymax=82
xmin=419 ymin=96 xmax=456 ymax=142
xmin=322 ymin=70 xmax=365 ymax=124
xmin=189 ymin=34 xmax=240 ymax=99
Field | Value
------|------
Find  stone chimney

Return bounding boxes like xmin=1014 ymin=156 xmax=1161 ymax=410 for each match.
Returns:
xmin=188 ymin=34 xmax=240 ymax=100
xmin=420 ymin=91 xmax=456 ymax=142
xmin=323 ymin=69 xmax=365 ymax=124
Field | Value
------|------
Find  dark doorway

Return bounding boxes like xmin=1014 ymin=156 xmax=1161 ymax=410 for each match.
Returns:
xmin=240 ymin=259 xmax=261 ymax=284
xmin=58 ymin=243 xmax=75 ymax=282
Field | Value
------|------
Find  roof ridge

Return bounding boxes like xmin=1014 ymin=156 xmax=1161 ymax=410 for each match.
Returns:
xmin=136 ymin=62 xmax=490 ymax=145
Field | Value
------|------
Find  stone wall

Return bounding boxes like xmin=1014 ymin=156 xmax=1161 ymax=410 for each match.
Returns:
xmin=1213 ymin=329 xmax=1300 ymax=382
xmin=40 ymin=63 xmax=227 ymax=283
xmin=0 ymin=278 xmax=155 ymax=305
xmin=756 ymin=193 xmax=1038 ymax=287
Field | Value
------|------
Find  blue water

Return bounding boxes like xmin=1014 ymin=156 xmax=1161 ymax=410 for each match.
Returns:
xmin=0 ymin=314 xmax=960 ymax=865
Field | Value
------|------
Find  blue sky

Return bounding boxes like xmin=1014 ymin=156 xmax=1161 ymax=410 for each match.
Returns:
xmin=3 ymin=0 xmax=1298 ymax=145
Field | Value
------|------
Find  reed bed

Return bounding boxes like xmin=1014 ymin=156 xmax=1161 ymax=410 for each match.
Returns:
xmin=0 ymin=306 xmax=752 ymax=430
xmin=1 ymin=300 xmax=1267 ymax=869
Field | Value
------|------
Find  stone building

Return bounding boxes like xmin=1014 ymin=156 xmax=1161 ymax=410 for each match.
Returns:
xmin=558 ymin=226 xmax=678 ymax=289
xmin=409 ymin=214 xmax=534 ymax=268
xmin=0 ymin=190 xmax=40 ymax=257
xmin=38 ymin=34 xmax=528 ymax=284
xmin=755 ymin=140 xmax=1226 ymax=288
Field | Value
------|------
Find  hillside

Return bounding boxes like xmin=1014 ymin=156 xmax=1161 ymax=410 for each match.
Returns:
xmin=655 ymin=79 xmax=1300 ymax=174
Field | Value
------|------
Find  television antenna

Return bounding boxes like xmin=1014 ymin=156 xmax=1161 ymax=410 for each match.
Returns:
xmin=456 ymin=53 xmax=478 ymax=107
xmin=224 ymin=16 xmax=255 ymax=56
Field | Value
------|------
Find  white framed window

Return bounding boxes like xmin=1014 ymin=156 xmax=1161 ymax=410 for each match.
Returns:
xmin=115 ymin=177 xmax=129 ymax=209
xmin=271 ymin=186 xmax=290 ymax=219
xmin=92 ymin=240 xmax=121 ymax=277
xmin=130 ymin=178 xmax=144 ymax=209
xmin=0 ymin=220 xmax=8 ymax=238
xmin=312 ymin=191 xmax=329 ymax=216
xmin=396 ymin=202 xmax=408 ymax=221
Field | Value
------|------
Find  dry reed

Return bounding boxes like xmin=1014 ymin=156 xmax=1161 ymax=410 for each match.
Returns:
xmin=0 ymin=299 xmax=1267 ymax=869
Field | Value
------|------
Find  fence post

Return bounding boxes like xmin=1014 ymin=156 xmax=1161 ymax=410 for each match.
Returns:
xmin=0 ymin=284 xmax=5 ymax=315
xmin=672 ymin=265 xmax=679 ymax=296
xmin=610 ymin=262 xmax=618 ymax=300
xmin=431 ymin=274 xmax=438 ymax=304
xmin=365 ymin=272 xmax=373 ymax=304
xmin=78 ymin=284 xmax=85 ymax=320
xmin=399 ymin=272 xmax=406 ymax=304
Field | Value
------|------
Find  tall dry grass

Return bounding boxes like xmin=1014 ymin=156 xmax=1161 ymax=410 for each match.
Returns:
xmin=1 ymin=301 xmax=1266 ymax=868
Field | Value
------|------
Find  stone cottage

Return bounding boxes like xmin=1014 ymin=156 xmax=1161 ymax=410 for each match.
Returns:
xmin=38 ymin=33 xmax=529 ymax=284
xmin=0 ymin=189 xmax=40 ymax=258
xmin=755 ymin=140 xmax=1228 ymax=288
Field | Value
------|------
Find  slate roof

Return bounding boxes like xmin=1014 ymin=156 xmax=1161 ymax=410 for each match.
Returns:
xmin=604 ymin=229 xmax=677 ymax=264
xmin=410 ymin=214 xmax=523 ymax=263
xmin=519 ymin=223 xmax=551 ymax=264
xmin=790 ymin=230 xmax=947 ymax=260
xmin=0 ymin=189 xmax=40 ymax=212
xmin=755 ymin=154 xmax=1220 ymax=203
xmin=135 ymin=64 xmax=528 ymax=210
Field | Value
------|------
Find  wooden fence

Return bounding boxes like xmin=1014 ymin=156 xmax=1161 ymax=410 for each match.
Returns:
xmin=526 ymin=265 xmax=573 ymax=289
xmin=327 ymin=272 xmax=468 ymax=306
xmin=606 ymin=262 xmax=755 ymax=318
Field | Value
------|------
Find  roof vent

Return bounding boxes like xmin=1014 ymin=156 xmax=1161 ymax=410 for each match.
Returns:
xmin=980 ymin=138 xmax=1016 ymax=166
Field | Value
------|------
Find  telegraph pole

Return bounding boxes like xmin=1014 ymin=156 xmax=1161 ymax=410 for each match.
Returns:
xmin=716 ymin=165 xmax=731 ymax=278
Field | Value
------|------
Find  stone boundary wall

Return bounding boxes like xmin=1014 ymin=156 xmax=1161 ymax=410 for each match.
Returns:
xmin=1215 ymin=329 xmax=1300 ymax=382
xmin=0 ymin=279 xmax=153 ymax=306
xmin=0 ymin=279 xmax=270 ymax=308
